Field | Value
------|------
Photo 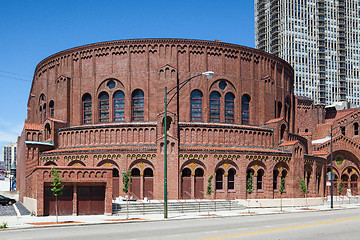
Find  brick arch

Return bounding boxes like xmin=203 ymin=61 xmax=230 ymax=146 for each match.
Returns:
xmin=96 ymin=159 xmax=120 ymax=169
xmin=68 ymin=160 xmax=86 ymax=167
xmin=214 ymin=160 xmax=239 ymax=173
xmin=129 ymin=159 xmax=155 ymax=172
xmin=180 ymin=159 xmax=207 ymax=173
xmin=246 ymin=160 xmax=266 ymax=173
xmin=44 ymin=161 xmax=57 ymax=166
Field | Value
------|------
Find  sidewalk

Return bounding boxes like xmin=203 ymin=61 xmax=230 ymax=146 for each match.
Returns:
xmin=1 ymin=201 xmax=359 ymax=230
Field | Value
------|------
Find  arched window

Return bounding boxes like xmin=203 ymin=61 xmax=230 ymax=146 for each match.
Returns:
xmin=241 ymin=95 xmax=250 ymax=125
xmin=182 ymin=168 xmax=191 ymax=177
xmin=225 ymin=93 xmax=235 ymax=123
xmin=131 ymin=168 xmax=140 ymax=177
xmin=257 ymin=169 xmax=264 ymax=190
xmin=228 ymin=169 xmax=235 ymax=190
xmin=98 ymin=92 xmax=109 ymax=123
xmin=43 ymin=104 xmax=47 ymax=121
xmin=195 ymin=168 xmax=204 ymax=177
xmin=191 ymin=90 xmax=203 ymax=121
xmin=277 ymin=102 xmax=282 ymax=118
xmin=215 ymin=169 xmax=224 ymax=190
xmin=113 ymin=91 xmax=125 ymax=122
xmin=144 ymin=168 xmax=153 ymax=177
xmin=112 ymin=168 xmax=119 ymax=177
xmin=49 ymin=101 xmax=54 ymax=118
xmin=132 ymin=89 xmax=144 ymax=121
xmin=82 ymin=93 xmax=92 ymax=124
xmin=354 ymin=123 xmax=359 ymax=136
xmin=280 ymin=124 xmax=286 ymax=140
xmin=210 ymin=91 xmax=221 ymax=122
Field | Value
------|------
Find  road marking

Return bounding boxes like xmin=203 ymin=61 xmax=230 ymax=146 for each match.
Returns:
xmin=199 ymin=217 xmax=360 ymax=240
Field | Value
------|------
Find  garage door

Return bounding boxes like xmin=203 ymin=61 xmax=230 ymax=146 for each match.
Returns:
xmin=77 ymin=186 xmax=105 ymax=215
xmin=44 ymin=186 xmax=73 ymax=216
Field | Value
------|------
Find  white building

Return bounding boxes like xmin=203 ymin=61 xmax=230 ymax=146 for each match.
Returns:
xmin=255 ymin=0 xmax=360 ymax=105
xmin=2 ymin=143 xmax=17 ymax=173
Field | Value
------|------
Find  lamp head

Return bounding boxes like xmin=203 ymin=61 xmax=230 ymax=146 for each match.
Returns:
xmin=202 ymin=71 xmax=215 ymax=79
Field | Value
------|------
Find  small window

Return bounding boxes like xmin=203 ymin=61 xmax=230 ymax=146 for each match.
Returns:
xmin=241 ymin=95 xmax=250 ymax=125
xmin=82 ymin=94 xmax=92 ymax=124
xmin=98 ymin=92 xmax=109 ymax=123
xmin=354 ymin=123 xmax=359 ymax=136
xmin=107 ymin=80 xmax=115 ymax=89
xmin=191 ymin=90 xmax=203 ymax=121
xmin=43 ymin=104 xmax=47 ymax=121
xmin=257 ymin=169 xmax=264 ymax=190
xmin=132 ymin=89 xmax=144 ymax=121
xmin=341 ymin=126 xmax=345 ymax=135
xmin=228 ymin=169 xmax=235 ymax=190
xmin=49 ymin=101 xmax=54 ymax=118
xmin=215 ymin=169 xmax=224 ymax=190
xmin=225 ymin=93 xmax=235 ymax=123
xmin=113 ymin=91 xmax=125 ymax=122
xmin=144 ymin=168 xmax=153 ymax=177
xmin=219 ymin=81 xmax=227 ymax=90
xmin=131 ymin=168 xmax=140 ymax=177
xmin=210 ymin=91 xmax=221 ymax=122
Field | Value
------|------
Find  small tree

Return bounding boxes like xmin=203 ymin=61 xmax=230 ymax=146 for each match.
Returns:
xmin=246 ymin=172 xmax=253 ymax=211
xmin=122 ymin=170 xmax=132 ymax=219
xmin=298 ymin=178 xmax=308 ymax=209
xmin=206 ymin=175 xmax=213 ymax=215
xmin=279 ymin=177 xmax=285 ymax=211
xmin=51 ymin=167 xmax=63 ymax=223
xmin=338 ymin=179 xmax=343 ymax=203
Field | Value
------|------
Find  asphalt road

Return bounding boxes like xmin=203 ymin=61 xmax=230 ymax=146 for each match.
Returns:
xmin=2 ymin=208 xmax=360 ymax=240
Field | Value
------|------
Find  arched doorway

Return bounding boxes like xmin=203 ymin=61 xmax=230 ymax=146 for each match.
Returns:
xmin=112 ymin=168 xmax=120 ymax=198
xmin=194 ymin=168 xmax=204 ymax=199
xmin=181 ymin=168 xmax=191 ymax=199
xmin=143 ymin=168 xmax=154 ymax=199
xmin=130 ymin=168 xmax=141 ymax=199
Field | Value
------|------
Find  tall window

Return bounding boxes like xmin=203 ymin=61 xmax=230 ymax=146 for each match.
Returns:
xmin=241 ymin=95 xmax=250 ymax=125
xmin=49 ymin=101 xmax=54 ymax=118
xmin=113 ymin=91 xmax=125 ymax=122
xmin=228 ymin=169 xmax=235 ymax=190
xmin=341 ymin=126 xmax=345 ymax=135
xmin=132 ymin=89 xmax=144 ymax=121
xmin=39 ymin=106 xmax=42 ymax=123
xmin=354 ymin=123 xmax=359 ymax=136
xmin=43 ymin=104 xmax=47 ymax=121
xmin=273 ymin=170 xmax=279 ymax=190
xmin=190 ymin=90 xmax=203 ymax=121
xmin=225 ymin=93 xmax=235 ymax=123
xmin=98 ymin=92 xmax=109 ymax=123
xmin=82 ymin=94 xmax=92 ymax=124
xmin=257 ymin=169 xmax=264 ymax=190
xmin=215 ymin=169 xmax=224 ymax=190
xmin=210 ymin=91 xmax=221 ymax=122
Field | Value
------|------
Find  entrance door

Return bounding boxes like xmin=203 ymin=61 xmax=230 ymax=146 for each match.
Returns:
xmin=131 ymin=177 xmax=141 ymax=199
xmin=194 ymin=168 xmax=204 ymax=199
xmin=182 ymin=168 xmax=191 ymax=199
xmin=143 ymin=168 xmax=154 ymax=199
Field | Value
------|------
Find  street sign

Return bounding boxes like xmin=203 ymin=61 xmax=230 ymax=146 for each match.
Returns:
xmin=0 ymin=162 xmax=5 ymax=180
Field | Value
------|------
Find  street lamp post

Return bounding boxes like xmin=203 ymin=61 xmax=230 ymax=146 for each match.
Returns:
xmin=163 ymin=71 xmax=214 ymax=218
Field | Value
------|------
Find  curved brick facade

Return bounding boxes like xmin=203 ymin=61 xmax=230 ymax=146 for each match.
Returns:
xmin=17 ymin=39 xmax=327 ymax=216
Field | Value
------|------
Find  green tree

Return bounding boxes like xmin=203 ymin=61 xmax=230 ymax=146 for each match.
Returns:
xmin=298 ymin=178 xmax=308 ymax=209
xmin=206 ymin=175 xmax=213 ymax=215
xmin=51 ymin=167 xmax=63 ymax=223
xmin=279 ymin=177 xmax=285 ymax=211
xmin=246 ymin=172 xmax=253 ymax=211
xmin=122 ymin=170 xmax=132 ymax=219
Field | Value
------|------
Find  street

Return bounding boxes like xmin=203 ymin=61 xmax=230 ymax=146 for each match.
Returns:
xmin=1 ymin=208 xmax=360 ymax=240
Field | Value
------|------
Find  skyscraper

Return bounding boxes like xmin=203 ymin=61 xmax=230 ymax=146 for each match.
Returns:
xmin=2 ymin=143 xmax=17 ymax=173
xmin=255 ymin=0 xmax=360 ymax=105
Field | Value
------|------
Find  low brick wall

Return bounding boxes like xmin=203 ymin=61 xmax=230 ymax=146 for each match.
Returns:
xmin=238 ymin=197 xmax=326 ymax=208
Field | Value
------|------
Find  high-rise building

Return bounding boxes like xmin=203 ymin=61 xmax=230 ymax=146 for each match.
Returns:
xmin=2 ymin=143 xmax=17 ymax=173
xmin=255 ymin=0 xmax=360 ymax=105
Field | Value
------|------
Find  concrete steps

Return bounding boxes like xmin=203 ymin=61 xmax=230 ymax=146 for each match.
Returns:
xmin=112 ymin=200 xmax=245 ymax=215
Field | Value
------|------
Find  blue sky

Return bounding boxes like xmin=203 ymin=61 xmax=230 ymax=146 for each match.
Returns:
xmin=0 ymin=0 xmax=255 ymax=153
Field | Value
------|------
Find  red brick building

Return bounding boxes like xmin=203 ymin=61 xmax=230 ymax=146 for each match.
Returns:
xmin=17 ymin=39 xmax=328 ymax=216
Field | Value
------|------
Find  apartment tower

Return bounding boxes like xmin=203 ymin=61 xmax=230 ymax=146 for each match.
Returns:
xmin=255 ymin=0 xmax=360 ymax=105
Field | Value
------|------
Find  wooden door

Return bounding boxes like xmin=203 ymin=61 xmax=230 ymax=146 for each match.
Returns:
xmin=131 ymin=177 xmax=141 ymax=199
xmin=195 ymin=177 xmax=204 ymax=199
xmin=144 ymin=177 xmax=153 ymax=199
xmin=182 ymin=177 xmax=191 ymax=199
